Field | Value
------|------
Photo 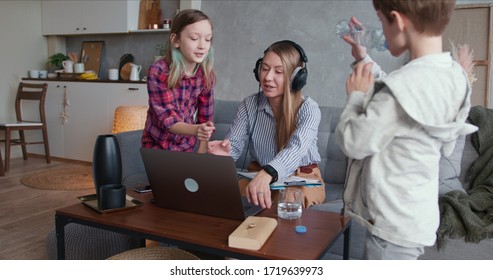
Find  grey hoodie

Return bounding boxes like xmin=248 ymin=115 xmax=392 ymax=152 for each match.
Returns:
xmin=336 ymin=53 xmax=478 ymax=247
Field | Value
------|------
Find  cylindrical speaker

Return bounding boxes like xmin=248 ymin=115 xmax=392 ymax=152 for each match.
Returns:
xmin=92 ymin=134 xmax=122 ymax=199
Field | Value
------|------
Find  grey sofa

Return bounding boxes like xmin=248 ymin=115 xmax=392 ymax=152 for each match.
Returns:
xmin=48 ymin=99 xmax=491 ymax=259
xmin=114 ymin=99 xmax=492 ymax=260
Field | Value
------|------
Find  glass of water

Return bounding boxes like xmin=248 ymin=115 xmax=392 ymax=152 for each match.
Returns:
xmin=277 ymin=188 xmax=302 ymax=219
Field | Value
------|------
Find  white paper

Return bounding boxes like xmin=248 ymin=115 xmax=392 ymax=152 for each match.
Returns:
xmin=237 ymin=172 xmax=322 ymax=190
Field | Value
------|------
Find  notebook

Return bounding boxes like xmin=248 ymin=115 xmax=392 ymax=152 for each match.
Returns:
xmin=140 ymin=148 xmax=262 ymax=221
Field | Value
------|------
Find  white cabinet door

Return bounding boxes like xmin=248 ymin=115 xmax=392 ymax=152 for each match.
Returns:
xmin=62 ymin=83 xmax=109 ymax=161
xmin=81 ymin=1 xmax=130 ymax=34
xmin=42 ymin=0 xmax=139 ymax=35
xmin=41 ymin=1 xmax=83 ymax=35
xmin=104 ymin=84 xmax=149 ymax=130
xmin=26 ymin=81 xmax=66 ymax=158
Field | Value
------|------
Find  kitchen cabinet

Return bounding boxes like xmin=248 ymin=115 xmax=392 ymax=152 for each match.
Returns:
xmin=28 ymin=81 xmax=148 ymax=162
xmin=41 ymin=0 xmax=139 ymax=35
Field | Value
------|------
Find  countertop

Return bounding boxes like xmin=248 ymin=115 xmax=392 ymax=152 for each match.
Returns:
xmin=22 ymin=77 xmax=146 ymax=84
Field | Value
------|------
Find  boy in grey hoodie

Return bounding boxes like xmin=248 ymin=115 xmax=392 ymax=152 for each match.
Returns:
xmin=336 ymin=0 xmax=478 ymax=259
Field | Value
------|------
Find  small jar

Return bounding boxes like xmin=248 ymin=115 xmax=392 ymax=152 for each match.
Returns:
xmin=163 ymin=19 xmax=171 ymax=29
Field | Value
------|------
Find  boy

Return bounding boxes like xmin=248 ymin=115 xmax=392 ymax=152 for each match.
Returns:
xmin=336 ymin=0 xmax=478 ymax=259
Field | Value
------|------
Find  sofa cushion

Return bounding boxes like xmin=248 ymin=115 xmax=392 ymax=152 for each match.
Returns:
xmin=318 ymin=106 xmax=348 ymax=185
xmin=114 ymin=130 xmax=148 ymax=188
xmin=439 ymin=134 xmax=467 ymax=195
xmin=213 ymin=100 xmax=250 ymax=169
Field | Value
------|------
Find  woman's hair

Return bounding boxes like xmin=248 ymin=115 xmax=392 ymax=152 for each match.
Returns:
xmin=373 ymin=0 xmax=455 ymax=36
xmin=165 ymin=9 xmax=215 ymax=89
xmin=263 ymin=41 xmax=304 ymax=151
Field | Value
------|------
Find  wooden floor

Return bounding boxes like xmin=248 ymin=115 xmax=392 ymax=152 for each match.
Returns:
xmin=0 ymin=157 xmax=94 ymax=260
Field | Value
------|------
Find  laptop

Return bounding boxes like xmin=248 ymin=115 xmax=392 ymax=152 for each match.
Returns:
xmin=140 ymin=148 xmax=262 ymax=221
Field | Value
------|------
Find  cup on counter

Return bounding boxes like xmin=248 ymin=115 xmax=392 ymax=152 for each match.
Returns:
xmin=108 ymin=68 xmax=119 ymax=80
xmin=62 ymin=60 xmax=74 ymax=73
xmin=39 ymin=70 xmax=48 ymax=79
xmin=29 ymin=70 xmax=39 ymax=79
xmin=74 ymin=63 xmax=85 ymax=73
xmin=277 ymin=188 xmax=302 ymax=219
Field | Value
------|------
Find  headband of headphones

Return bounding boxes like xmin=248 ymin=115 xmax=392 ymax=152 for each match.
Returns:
xmin=253 ymin=40 xmax=308 ymax=92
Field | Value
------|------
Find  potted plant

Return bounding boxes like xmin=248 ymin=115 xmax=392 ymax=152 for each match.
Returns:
xmin=48 ymin=53 xmax=69 ymax=72
xmin=154 ymin=42 xmax=167 ymax=62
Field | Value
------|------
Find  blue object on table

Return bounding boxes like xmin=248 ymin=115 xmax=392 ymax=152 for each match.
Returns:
xmin=295 ymin=225 xmax=307 ymax=234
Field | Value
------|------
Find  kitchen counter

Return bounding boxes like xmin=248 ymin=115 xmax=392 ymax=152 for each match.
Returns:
xmin=22 ymin=77 xmax=146 ymax=84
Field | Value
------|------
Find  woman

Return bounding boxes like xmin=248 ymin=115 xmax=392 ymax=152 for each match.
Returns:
xmin=142 ymin=9 xmax=215 ymax=153
xmin=208 ymin=40 xmax=325 ymax=209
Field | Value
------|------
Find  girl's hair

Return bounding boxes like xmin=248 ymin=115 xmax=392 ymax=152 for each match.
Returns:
xmin=264 ymin=41 xmax=304 ymax=151
xmin=165 ymin=9 xmax=215 ymax=89
xmin=373 ymin=0 xmax=455 ymax=36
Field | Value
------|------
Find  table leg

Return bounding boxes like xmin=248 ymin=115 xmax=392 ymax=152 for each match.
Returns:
xmin=343 ymin=220 xmax=351 ymax=260
xmin=55 ymin=214 xmax=67 ymax=260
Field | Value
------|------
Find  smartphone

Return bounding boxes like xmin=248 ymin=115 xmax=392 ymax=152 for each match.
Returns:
xmin=132 ymin=185 xmax=152 ymax=193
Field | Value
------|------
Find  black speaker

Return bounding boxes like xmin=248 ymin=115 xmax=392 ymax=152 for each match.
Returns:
xmin=253 ymin=40 xmax=308 ymax=92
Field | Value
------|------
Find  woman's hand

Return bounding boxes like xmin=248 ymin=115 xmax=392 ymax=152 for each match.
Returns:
xmin=246 ymin=170 xmax=272 ymax=209
xmin=196 ymin=121 xmax=215 ymax=141
xmin=207 ymin=139 xmax=231 ymax=156
xmin=343 ymin=16 xmax=368 ymax=62
xmin=346 ymin=62 xmax=374 ymax=95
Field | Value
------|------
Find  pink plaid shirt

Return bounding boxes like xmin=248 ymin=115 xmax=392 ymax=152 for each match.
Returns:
xmin=141 ymin=59 xmax=214 ymax=152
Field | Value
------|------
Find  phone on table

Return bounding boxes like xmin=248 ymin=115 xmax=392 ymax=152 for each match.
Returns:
xmin=132 ymin=185 xmax=152 ymax=193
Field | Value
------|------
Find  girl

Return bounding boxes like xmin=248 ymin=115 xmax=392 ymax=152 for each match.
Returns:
xmin=208 ymin=40 xmax=325 ymax=209
xmin=142 ymin=9 xmax=215 ymax=153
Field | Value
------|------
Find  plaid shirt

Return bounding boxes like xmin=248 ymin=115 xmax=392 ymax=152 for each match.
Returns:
xmin=141 ymin=59 xmax=214 ymax=152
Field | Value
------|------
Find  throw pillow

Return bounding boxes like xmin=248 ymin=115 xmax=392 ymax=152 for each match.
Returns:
xmin=438 ymin=134 xmax=466 ymax=195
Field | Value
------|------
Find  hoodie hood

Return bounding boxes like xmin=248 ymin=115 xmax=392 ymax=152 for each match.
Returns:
xmin=378 ymin=53 xmax=478 ymax=155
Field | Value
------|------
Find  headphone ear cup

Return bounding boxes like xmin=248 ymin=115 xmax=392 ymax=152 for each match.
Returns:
xmin=253 ymin=58 xmax=262 ymax=82
xmin=290 ymin=67 xmax=307 ymax=92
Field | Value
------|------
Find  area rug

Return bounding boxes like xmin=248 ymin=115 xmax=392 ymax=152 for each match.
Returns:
xmin=21 ymin=165 xmax=94 ymax=190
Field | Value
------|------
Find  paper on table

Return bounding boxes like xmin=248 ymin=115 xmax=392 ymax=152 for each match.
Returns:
xmin=237 ymin=171 xmax=322 ymax=190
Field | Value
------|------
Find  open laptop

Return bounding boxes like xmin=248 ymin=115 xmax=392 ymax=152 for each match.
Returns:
xmin=140 ymin=148 xmax=262 ymax=221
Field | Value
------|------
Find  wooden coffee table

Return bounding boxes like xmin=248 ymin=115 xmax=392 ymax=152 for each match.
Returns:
xmin=55 ymin=191 xmax=351 ymax=260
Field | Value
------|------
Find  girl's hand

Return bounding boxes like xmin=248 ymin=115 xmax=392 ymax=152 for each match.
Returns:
xmin=343 ymin=16 xmax=368 ymax=62
xmin=196 ymin=121 xmax=215 ymax=141
xmin=346 ymin=62 xmax=374 ymax=95
xmin=246 ymin=170 xmax=272 ymax=209
xmin=207 ymin=139 xmax=231 ymax=156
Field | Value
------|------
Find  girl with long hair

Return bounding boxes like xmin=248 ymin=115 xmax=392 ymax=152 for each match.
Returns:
xmin=208 ymin=40 xmax=325 ymax=209
xmin=142 ymin=9 xmax=215 ymax=153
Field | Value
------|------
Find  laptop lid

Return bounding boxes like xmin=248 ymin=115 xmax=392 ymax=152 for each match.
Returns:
xmin=140 ymin=148 xmax=261 ymax=221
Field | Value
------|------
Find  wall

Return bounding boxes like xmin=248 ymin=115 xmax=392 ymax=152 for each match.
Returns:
xmin=0 ymin=0 xmax=47 ymax=158
xmin=62 ymin=0 xmax=492 ymax=108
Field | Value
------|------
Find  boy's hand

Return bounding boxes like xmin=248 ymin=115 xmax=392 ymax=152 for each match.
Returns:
xmin=346 ymin=62 xmax=374 ymax=95
xmin=343 ymin=16 xmax=368 ymax=61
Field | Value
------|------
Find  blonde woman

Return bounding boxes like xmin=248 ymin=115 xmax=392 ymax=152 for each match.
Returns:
xmin=208 ymin=40 xmax=325 ymax=209
xmin=142 ymin=9 xmax=215 ymax=153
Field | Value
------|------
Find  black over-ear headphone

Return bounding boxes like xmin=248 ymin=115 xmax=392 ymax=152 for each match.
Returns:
xmin=253 ymin=40 xmax=308 ymax=92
